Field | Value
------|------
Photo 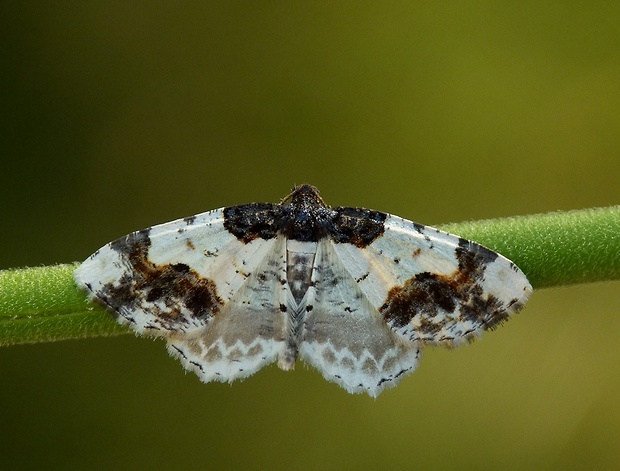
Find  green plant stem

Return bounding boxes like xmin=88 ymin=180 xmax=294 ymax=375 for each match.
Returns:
xmin=440 ymin=206 xmax=620 ymax=289
xmin=1 ymin=206 xmax=618 ymax=347
xmin=0 ymin=264 xmax=127 ymax=346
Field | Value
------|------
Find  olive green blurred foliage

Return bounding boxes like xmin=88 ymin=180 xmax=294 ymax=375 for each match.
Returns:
xmin=1 ymin=2 xmax=619 ymax=470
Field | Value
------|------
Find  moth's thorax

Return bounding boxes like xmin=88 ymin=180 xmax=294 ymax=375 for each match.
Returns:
xmin=277 ymin=199 xmax=335 ymax=242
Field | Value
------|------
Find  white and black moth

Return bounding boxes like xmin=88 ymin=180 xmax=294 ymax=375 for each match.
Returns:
xmin=75 ymin=185 xmax=532 ymax=397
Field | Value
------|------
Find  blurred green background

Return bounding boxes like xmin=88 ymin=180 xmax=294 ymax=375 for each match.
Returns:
xmin=1 ymin=2 xmax=619 ymax=470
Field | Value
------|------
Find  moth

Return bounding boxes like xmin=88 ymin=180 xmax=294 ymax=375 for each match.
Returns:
xmin=75 ymin=185 xmax=531 ymax=397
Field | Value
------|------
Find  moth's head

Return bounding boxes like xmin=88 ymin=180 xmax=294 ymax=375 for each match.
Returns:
xmin=281 ymin=184 xmax=326 ymax=208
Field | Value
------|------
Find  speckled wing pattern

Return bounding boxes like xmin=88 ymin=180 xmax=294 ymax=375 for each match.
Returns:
xmin=75 ymin=185 xmax=532 ymax=397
